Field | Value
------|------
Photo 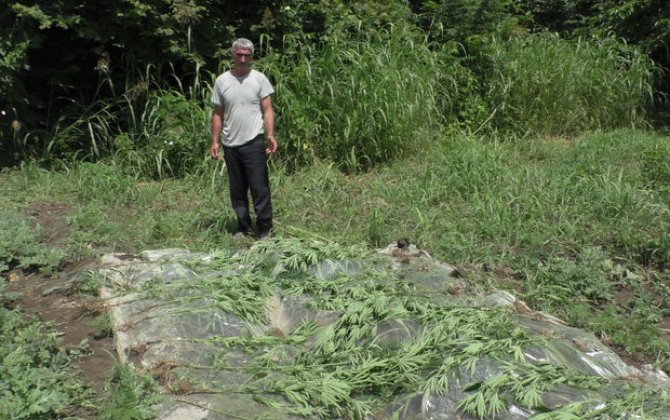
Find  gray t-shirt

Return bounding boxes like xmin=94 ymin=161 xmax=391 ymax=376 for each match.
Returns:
xmin=211 ymin=69 xmax=275 ymax=147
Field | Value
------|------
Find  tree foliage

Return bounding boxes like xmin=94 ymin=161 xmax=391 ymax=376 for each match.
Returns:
xmin=1 ymin=0 xmax=263 ymax=120
xmin=0 ymin=0 xmax=414 ymax=166
xmin=1 ymin=0 xmax=668 ymax=168
xmin=413 ymin=0 xmax=522 ymax=45
xmin=520 ymin=0 xmax=670 ymax=56
xmin=519 ymin=1 xmax=670 ymax=92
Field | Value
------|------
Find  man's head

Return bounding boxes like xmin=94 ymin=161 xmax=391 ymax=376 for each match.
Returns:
xmin=231 ymin=38 xmax=254 ymax=55
xmin=231 ymin=38 xmax=254 ymax=75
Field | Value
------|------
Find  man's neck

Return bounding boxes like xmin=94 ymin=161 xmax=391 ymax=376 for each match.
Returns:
xmin=231 ymin=67 xmax=251 ymax=77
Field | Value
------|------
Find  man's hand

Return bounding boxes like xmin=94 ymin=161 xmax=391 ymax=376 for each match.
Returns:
xmin=266 ymin=135 xmax=277 ymax=155
xmin=210 ymin=141 xmax=220 ymax=160
xmin=261 ymin=96 xmax=276 ymax=155
xmin=210 ymin=106 xmax=224 ymax=160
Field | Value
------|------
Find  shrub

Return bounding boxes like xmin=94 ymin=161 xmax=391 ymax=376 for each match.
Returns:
xmin=479 ymin=33 xmax=657 ymax=136
xmin=260 ymin=24 xmax=450 ymax=172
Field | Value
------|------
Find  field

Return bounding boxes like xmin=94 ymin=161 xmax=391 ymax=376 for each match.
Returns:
xmin=2 ymin=127 xmax=670 ymax=417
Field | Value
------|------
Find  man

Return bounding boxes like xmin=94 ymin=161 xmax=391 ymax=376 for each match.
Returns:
xmin=210 ymin=38 xmax=277 ymax=239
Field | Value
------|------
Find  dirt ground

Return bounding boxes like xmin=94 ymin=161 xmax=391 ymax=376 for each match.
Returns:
xmin=6 ymin=202 xmax=116 ymax=397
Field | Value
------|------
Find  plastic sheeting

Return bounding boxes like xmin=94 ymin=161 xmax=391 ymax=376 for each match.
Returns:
xmin=96 ymin=241 xmax=670 ymax=419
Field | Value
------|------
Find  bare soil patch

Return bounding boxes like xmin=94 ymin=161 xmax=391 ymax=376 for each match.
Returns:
xmin=8 ymin=266 xmax=116 ymax=395
xmin=25 ymin=201 xmax=71 ymax=247
xmin=6 ymin=201 xmax=116 ymax=397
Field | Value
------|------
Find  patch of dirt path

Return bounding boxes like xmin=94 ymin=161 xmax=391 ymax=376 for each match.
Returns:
xmin=6 ymin=202 xmax=116 ymax=396
xmin=26 ymin=202 xmax=71 ymax=246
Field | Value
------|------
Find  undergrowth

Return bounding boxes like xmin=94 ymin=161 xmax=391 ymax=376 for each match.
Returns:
xmin=0 ymin=298 xmax=161 ymax=419
xmin=0 ymin=307 xmax=95 ymax=418
xmin=98 ymin=364 xmax=162 ymax=420
xmin=0 ymin=209 xmax=66 ymax=274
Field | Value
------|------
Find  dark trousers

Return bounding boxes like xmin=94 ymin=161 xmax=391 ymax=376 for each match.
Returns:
xmin=223 ymin=135 xmax=273 ymax=234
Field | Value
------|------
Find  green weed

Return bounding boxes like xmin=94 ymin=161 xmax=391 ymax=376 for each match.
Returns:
xmin=137 ymin=238 xmax=670 ymax=418
xmin=89 ymin=312 xmax=113 ymax=339
xmin=523 ymin=247 xmax=615 ymax=314
xmin=0 ymin=308 xmax=96 ymax=418
xmin=98 ymin=363 xmax=162 ymax=420
xmin=153 ymin=238 xmax=542 ymax=418
xmin=0 ymin=209 xmax=66 ymax=274
xmin=480 ymin=34 xmax=656 ymax=136
xmin=458 ymin=363 xmax=603 ymax=418
xmin=70 ymin=270 xmax=104 ymax=296
xmin=594 ymin=304 xmax=670 ymax=367
xmin=532 ymin=383 xmax=670 ymax=419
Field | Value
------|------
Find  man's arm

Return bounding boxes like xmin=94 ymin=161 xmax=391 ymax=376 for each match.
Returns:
xmin=210 ymin=106 xmax=224 ymax=160
xmin=261 ymin=95 xmax=277 ymax=154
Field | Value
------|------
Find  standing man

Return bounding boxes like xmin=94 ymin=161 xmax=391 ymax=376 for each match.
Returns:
xmin=210 ymin=38 xmax=277 ymax=239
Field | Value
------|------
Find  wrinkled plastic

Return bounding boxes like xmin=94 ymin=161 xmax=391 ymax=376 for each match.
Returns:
xmin=96 ymin=243 xmax=670 ymax=419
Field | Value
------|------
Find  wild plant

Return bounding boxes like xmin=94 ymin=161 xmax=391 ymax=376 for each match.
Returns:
xmin=640 ymin=140 xmax=670 ymax=189
xmin=522 ymin=247 xmax=615 ymax=314
xmin=259 ymin=24 xmax=449 ymax=172
xmin=0 ymin=209 xmax=66 ymax=273
xmin=0 ymin=307 xmax=96 ymax=418
xmin=14 ymin=64 xmax=212 ymax=179
xmin=479 ymin=33 xmax=657 ymax=136
xmin=98 ymin=363 xmax=162 ymax=420
xmin=112 ymin=89 xmax=211 ymax=179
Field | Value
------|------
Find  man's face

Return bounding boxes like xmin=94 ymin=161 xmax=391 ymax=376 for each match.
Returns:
xmin=232 ymin=48 xmax=253 ymax=69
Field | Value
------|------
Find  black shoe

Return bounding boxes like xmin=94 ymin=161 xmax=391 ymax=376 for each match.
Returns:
xmin=257 ymin=229 xmax=272 ymax=240
xmin=232 ymin=230 xmax=252 ymax=240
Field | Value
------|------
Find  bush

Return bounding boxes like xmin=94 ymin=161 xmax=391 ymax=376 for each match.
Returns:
xmin=479 ymin=33 xmax=657 ymax=136
xmin=261 ymin=24 xmax=449 ymax=172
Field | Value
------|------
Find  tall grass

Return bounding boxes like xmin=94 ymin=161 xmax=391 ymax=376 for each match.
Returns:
xmin=7 ymin=29 xmax=659 ymax=175
xmin=11 ymin=65 xmax=212 ymax=179
xmin=9 ymin=128 xmax=668 ymax=269
xmin=478 ymin=33 xmax=657 ymax=136
xmin=260 ymin=25 xmax=452 ymax=172
xmin=111 ymin=89 xmax=211 ymax=179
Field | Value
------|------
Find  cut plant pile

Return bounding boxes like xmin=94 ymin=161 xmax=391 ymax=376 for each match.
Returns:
xmin=97 ymin=238 xmax=670 ymax=419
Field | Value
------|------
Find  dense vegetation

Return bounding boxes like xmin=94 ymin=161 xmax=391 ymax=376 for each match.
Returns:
xmin=0 ymin=305 xmax=94 ymax=418
xmin=2 ymin=0 xmax=668 ymax=169
xmin=2 ymin=0 xmax=670 ymax=418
